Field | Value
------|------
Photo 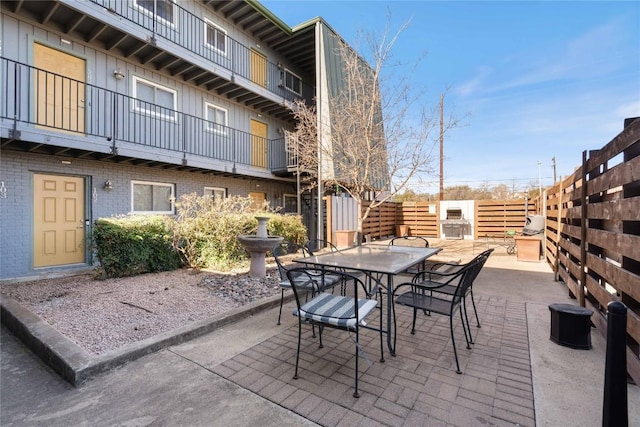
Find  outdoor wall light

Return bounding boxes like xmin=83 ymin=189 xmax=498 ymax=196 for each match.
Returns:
xmin=113 ymin=69 xmax=125 ymax=80
xmin=104 ymin=180 xmax=113 ymax=191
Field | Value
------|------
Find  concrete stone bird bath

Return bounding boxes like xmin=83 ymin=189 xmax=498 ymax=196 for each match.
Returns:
xmin=237 ymin=216 xmax=283 ymax=278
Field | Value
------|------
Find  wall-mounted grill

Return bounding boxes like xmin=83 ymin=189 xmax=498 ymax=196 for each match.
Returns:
xmin=441 ymin=208 xmax=469 ymax=240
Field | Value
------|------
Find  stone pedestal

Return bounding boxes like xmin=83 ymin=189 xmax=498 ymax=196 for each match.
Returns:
xmin=238 ymin=216 xmax=283 ymax=279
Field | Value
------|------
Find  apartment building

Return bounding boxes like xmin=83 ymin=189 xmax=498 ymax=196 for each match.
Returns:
xmin=0 ymin=0 xmax=371 ymax=280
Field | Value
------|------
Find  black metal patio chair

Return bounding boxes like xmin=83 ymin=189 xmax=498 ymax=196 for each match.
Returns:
xmin=303 ymin=238 xmax=339 ymax=256
xmin=303 ymin=238 xmax=368 ymax=286
xmin=272 ymin=242 xmax=342 ymax=325
xmin=392 ymin=256 xmax=484 ymax=374
xmin=417 ymin=248 xmax=494 ymax=330
xmin=286 ymin=267 xmax=384 ymax=398
xmin=388 ymin=235 xmax=430 ymax=274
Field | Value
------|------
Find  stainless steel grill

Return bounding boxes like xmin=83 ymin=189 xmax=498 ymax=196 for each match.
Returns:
xmin=442 ymin=208 xmax=469 ymax=239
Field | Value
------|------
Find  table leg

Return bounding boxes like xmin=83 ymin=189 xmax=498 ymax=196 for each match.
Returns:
xmin=387 ymin=274 xmax=396 ymax=356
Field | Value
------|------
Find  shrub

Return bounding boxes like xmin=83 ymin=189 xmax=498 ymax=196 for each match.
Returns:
xmin=267 ymin=214 xmax=307 ymax=246
xmin=92 ymin=216 xmax=183 ymax=279
xmin=171 ymin=194 xmax=307 ymax=270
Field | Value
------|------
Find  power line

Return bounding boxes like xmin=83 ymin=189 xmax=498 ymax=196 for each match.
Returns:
xmin=409 ymin=176 xmax=555 ymax=186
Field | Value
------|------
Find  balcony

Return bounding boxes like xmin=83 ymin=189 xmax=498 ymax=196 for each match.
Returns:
xmin=0 ymin=57 xmax=298 ymax=177
xmin=1 ymin=0 xmax=316 ymax=120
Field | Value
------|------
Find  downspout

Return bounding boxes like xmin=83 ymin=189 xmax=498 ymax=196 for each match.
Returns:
xmin=315 ymin=21 xmax=324 ymax=240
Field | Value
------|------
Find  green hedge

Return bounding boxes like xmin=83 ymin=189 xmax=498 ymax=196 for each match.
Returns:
xmin=92 ymin=216 xmax=183 ymax=279
xmin=170 ymin=194 xmax=307 ymax=270
xmin=91 ymin=195 xmax=308 ymax=277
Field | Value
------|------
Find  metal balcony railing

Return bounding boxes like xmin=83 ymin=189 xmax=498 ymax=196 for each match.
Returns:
xmin=0 ymin=57 xmax=291 ymax=172
xmin=88 ymin=0 xmax=314 ymax=103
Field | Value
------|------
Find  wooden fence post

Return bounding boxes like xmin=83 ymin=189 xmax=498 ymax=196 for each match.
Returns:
xmin=325 ymin=196 xmax=333 ymax=246
xmin=579 ymin=150 xmax=587 ymax=307
xmin=554 ymin=178 xmax=564 ymax=280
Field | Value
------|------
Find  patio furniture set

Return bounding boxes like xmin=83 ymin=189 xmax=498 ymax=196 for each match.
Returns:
xmin=272 ymin=238 xmax=494 ymax=397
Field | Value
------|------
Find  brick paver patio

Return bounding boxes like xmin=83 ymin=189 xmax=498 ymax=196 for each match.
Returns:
xmin=212 ymin=294 xmax=535 ymax=426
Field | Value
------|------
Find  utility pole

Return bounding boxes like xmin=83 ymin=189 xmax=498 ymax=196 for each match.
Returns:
xmin=552 ymin=156 xmax=557 ymax=183
xmin=439 ymin=93 xmax=444 ymax=201
xmin=537 ymin=160 xmax=542 ymax=196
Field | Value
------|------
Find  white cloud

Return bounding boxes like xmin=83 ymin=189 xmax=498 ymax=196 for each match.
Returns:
xmin=459 ymin=18 xmax=634 ymax=97
xmin=455 ymin=65 xmax=492 ymax=97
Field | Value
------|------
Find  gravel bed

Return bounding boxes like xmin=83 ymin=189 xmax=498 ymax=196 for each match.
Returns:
xmin=1 ymin=264 xmax=283 ymax=355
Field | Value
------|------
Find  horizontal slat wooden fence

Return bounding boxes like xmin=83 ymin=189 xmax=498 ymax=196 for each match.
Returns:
xmin=360 ymin=199 xmax=536 ymax=240
xmin=474 ymin=199 xmax=538 ymax=239
xmin=361 ymin=201 xmax=396 ymax=240
xmin=395 ymin=202 xmax=439 ymax=237
xmin=547 ymin=118 xmax=640 ymax=385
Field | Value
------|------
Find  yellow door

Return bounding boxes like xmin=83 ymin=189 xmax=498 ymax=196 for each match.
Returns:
xmin=248 ymin=192 xmax=266 ymax=211
xmin=250 ymin=49 xmax=267 ymax=88
xmin=33 ymin=174 xmax=85 ymax=267
xmin=34 ymin=43 xmax=86 ymax=133
xmin=250 ymin=119 xmax=268 ymax=168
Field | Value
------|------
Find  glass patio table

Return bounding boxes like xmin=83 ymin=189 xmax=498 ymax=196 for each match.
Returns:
xmin=294 ymin=243 xmax=442 ymax=355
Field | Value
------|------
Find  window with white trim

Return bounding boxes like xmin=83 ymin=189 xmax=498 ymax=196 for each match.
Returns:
xmin=131 ymin=181 xmax=175 ymax=214
xmin=282 ymin=69 xmax=302 ymax=95
xmin=204 ymin=186 xmax=226 ymax=200
xmin=204 ymin=102 xmax=227 ymax=135
xmin=204 ymin=19 xmax=227 ymax=55
xmin=135 ymin=0 xmax=175 ymax=25
xmin=283 ymin=194 xmax=298 ymax=214
xmin=133 ymin=76 xmax=177 ymax=121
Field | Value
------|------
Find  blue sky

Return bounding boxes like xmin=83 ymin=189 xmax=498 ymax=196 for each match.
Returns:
xmin=261 ymin=0 xmax=640 ymax=194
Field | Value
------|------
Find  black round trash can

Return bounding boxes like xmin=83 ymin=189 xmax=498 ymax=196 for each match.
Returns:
xmin=548 ymin=303 xmax=593 ymax=350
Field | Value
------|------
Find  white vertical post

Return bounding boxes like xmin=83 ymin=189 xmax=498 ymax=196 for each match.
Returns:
xmin=315 ymin=21 xmax=324 ymax=240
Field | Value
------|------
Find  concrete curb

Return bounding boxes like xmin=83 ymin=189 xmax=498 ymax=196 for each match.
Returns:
xmin=0 ymin=292 xmax=294 ymax=386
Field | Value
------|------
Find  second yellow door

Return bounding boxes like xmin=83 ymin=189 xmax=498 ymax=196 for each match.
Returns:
xmin=33 ymin=43 xmax=86 ymax=133
xmin=250 ymin=119 xmax=268 ymax=168
xmin=248 ymin=192 xmax=266 ymax=211
xmin=250 ymin=49 xmax=267 ymax=88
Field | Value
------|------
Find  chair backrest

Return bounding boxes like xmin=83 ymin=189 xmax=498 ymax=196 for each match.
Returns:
xmin=453 ymin=248 xmax=493 ymax=299
xmin=388 ymin=236 xmax=429 ymax=248
xmin=285 ymin=267 xmax=366 ymax=315
xmin=304 ymin=239 xmax=339 ymax=256
xmin=272 ymin=242 xmax=304 ymax=280
xmin=455 ymin=257 xmax=483 ymax=297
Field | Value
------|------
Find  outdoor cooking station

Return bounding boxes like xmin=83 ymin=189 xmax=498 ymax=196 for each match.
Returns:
xmin=441 ymin=208 xmax=470 ymax=240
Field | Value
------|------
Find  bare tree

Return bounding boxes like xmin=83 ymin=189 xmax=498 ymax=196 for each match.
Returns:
xmin=492 ymin=183 xmax=510 ymax=200
xmin=287 ymin=18 xmax=459 ymax=241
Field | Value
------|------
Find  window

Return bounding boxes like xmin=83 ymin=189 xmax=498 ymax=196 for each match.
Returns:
xmin=204 ymin=187 xmax=226 ymax=200
xmin=204 ymin=102 xmax=227 ymax=134
xmin=131 ymin=181 xmax=174 ymax=214
xmin=133 ymin=76 xmax=177 ymax=120
xmin=282 ymin=69 xmax=302 ymax=95
xmin=204 ymin=19 xmax=227 ymax=55
xmin=283 ymin=194 xmax=298 ymax=214
xmin=135 ymin=0 xmax=174 ymax=25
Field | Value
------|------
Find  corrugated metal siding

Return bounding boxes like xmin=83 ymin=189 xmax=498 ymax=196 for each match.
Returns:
xmin=330 ymin=195 xmax=358 ymax=233
xmin=319 ymin=23 xmax=389 ymax=191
